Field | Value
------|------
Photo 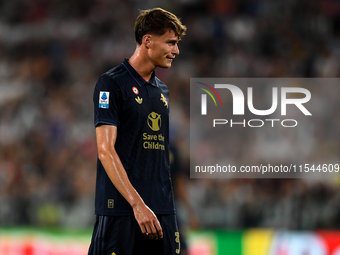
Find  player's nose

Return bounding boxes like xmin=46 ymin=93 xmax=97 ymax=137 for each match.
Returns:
xmin=172 ymin=44 xmax=179 ymax=55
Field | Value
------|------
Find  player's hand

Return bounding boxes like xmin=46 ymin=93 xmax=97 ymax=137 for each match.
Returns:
xmin=132 ymin=202 xmax=163 ymax=240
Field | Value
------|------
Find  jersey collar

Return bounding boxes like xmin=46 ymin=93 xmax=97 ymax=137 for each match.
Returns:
xmin=123 ymin=58 xmax=159 ymax=87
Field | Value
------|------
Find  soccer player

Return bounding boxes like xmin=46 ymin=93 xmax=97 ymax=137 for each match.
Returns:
xmin=88 ymin=8 xmax=187 ymax=255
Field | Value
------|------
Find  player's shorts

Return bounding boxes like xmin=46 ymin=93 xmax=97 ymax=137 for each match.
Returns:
xmin=88 ymin=214 xmax=181 ymax=255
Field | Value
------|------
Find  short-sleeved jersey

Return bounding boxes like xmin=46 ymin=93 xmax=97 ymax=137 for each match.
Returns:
xmin=93 ymin=59 xmax=175 ymax=216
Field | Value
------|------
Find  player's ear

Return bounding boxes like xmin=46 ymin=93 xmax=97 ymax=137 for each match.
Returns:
xmin=142 ymin=34 xmax=152 ymax=48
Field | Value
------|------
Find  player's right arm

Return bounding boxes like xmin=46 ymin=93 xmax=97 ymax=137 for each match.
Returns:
xmin=96 ymin=124 xmax=163 ymax=240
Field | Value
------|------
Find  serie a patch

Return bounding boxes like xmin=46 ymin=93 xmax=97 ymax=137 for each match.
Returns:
xmin=99 ymin=91 xmax=110 ymax=108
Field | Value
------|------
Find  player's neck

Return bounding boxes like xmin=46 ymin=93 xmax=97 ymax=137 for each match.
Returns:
xmin=129 ymin=47 xmax=155 ymax=82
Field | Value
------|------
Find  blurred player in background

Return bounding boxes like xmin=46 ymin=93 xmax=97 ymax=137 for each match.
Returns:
xmin=88 ymin=8 xmax=186 ymax=255
xmin=170 ymin=143 xmax=199 ymax=255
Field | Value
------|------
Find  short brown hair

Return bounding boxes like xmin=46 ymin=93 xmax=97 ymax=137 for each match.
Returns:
xmin=134 ymin=8 xmax=187 ymax=45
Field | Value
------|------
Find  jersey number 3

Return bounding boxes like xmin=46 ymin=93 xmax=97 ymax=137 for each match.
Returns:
xmin=175 ymin=232 xmax=180 ymax=254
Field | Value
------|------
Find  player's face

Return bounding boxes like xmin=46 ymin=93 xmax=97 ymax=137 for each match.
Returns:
xmin=148 ymin=30 xmax=180 ymax=69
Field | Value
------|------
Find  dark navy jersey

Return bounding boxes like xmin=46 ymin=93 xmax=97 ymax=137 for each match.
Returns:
xmin=93 ymin=59 xmax=175 ymax=216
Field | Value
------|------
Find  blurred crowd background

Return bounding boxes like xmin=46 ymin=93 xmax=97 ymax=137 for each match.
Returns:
xmin=1 ymin=0 xmax=340 ymax=233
